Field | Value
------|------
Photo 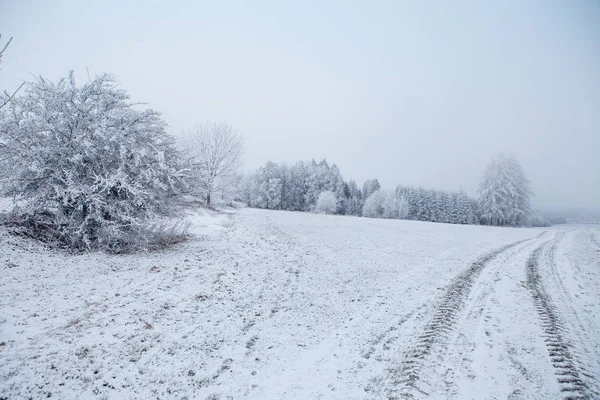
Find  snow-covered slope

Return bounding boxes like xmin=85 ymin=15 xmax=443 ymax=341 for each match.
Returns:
xmin=0 ymin=208 xmax=598 ymax=399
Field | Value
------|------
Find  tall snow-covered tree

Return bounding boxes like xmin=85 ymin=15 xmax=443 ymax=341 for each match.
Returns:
xmin=0 ymin=72 xmax=186 ymax=251
xmin=346 ymin=180 xmax=363 ymax=216
xmin=305 ymin=159 xmax=330 ymax=209
xmin=414 ymin=188 xmax=432 ymax=221
xmin=504 ymin=156 xmax=533 ymax=226
xmin=288 ymin=161 xmax=311 ymax=211
xmin=238 ymin=174 xmax=258 ymax=207
xmin=439 ymin=191 xmax=452 ymax=223
xmin=329 ymin=164 xmax=346 ymax=213
xmin=477 ymin=154 xmax=533 ymax=226
xmin=254 ymin=161 xmax=282 ymax=209
xmin=278 ymin=164 xmax=293 ymax=210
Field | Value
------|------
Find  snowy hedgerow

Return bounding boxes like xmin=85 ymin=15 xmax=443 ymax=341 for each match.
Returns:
xmin=0 ymin=72 xmax=187 ymax=251
xmin=314 ymin=190 xmax=337 ymax=214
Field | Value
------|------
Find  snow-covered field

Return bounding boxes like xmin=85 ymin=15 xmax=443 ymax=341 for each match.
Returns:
xmin=1 ymin=207 xmax=599 ymax=399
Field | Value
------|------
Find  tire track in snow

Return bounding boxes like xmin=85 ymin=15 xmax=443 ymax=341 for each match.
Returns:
xmin=384 ymin=234 xmax=544 ymax=399
xmin=526 ymin=239 xmax=596 ymax=400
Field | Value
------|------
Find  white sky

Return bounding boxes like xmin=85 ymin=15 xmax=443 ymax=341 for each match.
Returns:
xmin=1 ymin=0 xmax=599 ymax=212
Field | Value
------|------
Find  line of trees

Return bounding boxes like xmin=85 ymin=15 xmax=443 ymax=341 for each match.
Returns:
xmin=239 ymin=155 xmax=549 ymax=227
xmin=238 ymin=159 xmax=479 ymax=225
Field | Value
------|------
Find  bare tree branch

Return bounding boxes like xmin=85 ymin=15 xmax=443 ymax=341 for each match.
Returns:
xmin=0 ymin=35 xmax=13 ymax=58
xmin=0 ymin=35 xmax=24 ymax=110
xmin=1 ymin=81 xmax=25 ymax=110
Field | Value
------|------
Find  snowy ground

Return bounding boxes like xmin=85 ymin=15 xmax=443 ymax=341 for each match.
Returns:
xmin=1 ymin=207 xmax=599 ymax=399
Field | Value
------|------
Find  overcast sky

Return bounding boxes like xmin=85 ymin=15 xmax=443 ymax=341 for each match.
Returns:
xmin=1 ymin=1 xmax=599 ymax=212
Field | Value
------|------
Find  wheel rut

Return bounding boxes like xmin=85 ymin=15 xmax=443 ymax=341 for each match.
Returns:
xmin=385 ymin=235 xmax=541 ymax=399
xmin=526 ymin=239 xmax=596 ymax=400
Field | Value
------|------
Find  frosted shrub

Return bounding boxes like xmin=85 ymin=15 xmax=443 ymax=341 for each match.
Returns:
xmin=314 ymin=190 xmax=337 ymax=214
xmin=0 ymin=73 xmax=187 ymax=252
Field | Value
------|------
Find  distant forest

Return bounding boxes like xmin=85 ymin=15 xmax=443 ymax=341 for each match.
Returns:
xmin=238 ymin=154 xmax=551 ymax=227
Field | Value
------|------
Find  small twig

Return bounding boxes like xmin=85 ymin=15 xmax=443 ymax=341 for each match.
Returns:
xmin=0 ymin=36 xmax=13 ymax=58
xmin=1 ymin=36 xmax=23 ymax=109
xmin=0 ymin=81 xmax=25 ymax=109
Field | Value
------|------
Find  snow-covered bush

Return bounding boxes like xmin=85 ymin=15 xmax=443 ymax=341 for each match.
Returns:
xmin=0 ymin=72 xmax=187 ymax=252
xmin=314 ymin=190 xmax=337 ymax=214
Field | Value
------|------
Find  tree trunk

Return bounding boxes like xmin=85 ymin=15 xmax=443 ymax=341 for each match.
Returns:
xmin=206 ymin=192 xmax=211 ymax=205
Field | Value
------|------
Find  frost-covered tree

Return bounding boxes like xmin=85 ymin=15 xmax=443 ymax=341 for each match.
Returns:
xmin=288 ymin=160 xmax=311 ymax=211
xmin=314 ymin=190 xmax=337 ymax=214
xmin=305 ymin=159 xmax=333 ymax=209
xmin=329 ymin=164 xmax=346 ymax=213
xmin=396 ymin=186 xmax=416 ymax=219
xmin=180 ymin=122 xmax=244 ymax=205
xmin=346 ymin=180 xmax=363 ymax=216
xmin=477 ymin=154 xmax=533 ymax=226
xmin=362 ymin=190 xmax=386 ymax=218
xmin=381 ymin=192 xmax=397 ymax=219
xmin=238 ymin=174 xmax=257 ymax=207
xmin=414 ymin=188 xmax=432 ymax=221
xmin=504 ymin=156 xmax=533 ymax=226
xmin=0 ymin=72 xmax=186 ymax=251
xmin=439 ymin=191 xmax=452 ymax=223
xmin=256 ymin=178 xmax=282 ymax=209
xmin=362 ymin=178 xmax=381 ymax=200
xmin=477 ymin=157 xmax=503 ymax=225
xmin=278 ymin=164 xmax=293 ymax=210
xmin=430 ymin=190 xmax=442 ymax=222
xmin=396 ymin=195 xmax=410 ymax=219
xmin=254 ymin=161 xmax=282 ymax=209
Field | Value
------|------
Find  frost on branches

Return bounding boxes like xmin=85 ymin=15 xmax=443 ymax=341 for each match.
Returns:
xmin=0 ymin=72 xmax=187 ymax=251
